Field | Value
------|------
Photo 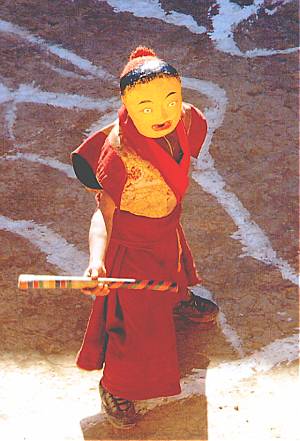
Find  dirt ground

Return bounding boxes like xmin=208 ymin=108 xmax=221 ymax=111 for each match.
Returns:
xmin=0 ymin=1 xmax=298 ymax=440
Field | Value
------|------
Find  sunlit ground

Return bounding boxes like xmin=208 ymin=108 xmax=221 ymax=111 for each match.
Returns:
xmin=1 ymin=354 xmax=101 ymax=441
xmin=1 ymin=352 xmax=298 ymax=441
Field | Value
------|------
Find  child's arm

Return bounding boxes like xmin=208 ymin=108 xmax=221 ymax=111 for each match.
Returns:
xmin=82 ymin=191 xmax=115 ymax=296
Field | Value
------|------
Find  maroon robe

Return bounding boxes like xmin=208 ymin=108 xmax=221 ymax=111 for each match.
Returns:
xmin=71 ymin=103 xmax=207 ymax=400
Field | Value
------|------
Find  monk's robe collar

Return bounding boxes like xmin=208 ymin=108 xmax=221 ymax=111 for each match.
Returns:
xmin=118 ymin=105 xmax=190 ymax=203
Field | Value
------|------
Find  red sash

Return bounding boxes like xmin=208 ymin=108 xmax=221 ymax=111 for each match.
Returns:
xmin=118 ymin=106 xmax=191 ymax=202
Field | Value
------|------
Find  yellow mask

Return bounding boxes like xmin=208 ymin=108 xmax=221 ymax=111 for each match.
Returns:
xmin=122 ymin=76 xmax=182 ymax=138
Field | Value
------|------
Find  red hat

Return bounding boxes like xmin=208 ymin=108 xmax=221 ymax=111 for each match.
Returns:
xmin=120 ymin=46 xmax=158 ymax=77
xmin=120 ymin=46 xmax=179 ymax=94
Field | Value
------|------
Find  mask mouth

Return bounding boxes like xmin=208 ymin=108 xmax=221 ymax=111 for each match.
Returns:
xmin=152 ymin=120 xmax=172 ymax=131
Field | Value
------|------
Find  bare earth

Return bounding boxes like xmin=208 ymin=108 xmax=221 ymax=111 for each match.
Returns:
xmin=0 ymin=1 xmax=298 ymax=440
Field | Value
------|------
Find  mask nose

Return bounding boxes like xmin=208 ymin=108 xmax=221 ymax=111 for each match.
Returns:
xmin=158 ymin=105 xmax=168 ymax=122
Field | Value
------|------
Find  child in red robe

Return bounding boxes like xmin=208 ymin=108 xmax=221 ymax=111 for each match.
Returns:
xmin=71 ymin=47 xmax=218 ymax=429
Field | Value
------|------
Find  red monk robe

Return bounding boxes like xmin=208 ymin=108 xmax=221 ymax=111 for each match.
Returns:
xmin=71 ymin=102 xmax=207 ymax=400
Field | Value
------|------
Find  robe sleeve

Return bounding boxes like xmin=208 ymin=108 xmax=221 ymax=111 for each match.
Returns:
xmin=71 ymin=128 xmax=127 ymax=208
xmin=183 ymin=104 xmax=208 ymax=159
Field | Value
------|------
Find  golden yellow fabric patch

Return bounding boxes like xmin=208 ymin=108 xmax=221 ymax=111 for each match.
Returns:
xmin=120 ymin=148 xmax=177 ymax=218
xmin=108 ymin=123 xmax=177 ymax=218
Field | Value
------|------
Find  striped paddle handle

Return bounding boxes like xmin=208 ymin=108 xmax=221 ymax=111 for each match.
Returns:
xmin=18 ymin=275 xmax=178 ymax=293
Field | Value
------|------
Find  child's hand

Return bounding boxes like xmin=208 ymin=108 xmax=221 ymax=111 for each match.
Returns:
xmin=81 ymin=262 xmax=110 ymax=296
